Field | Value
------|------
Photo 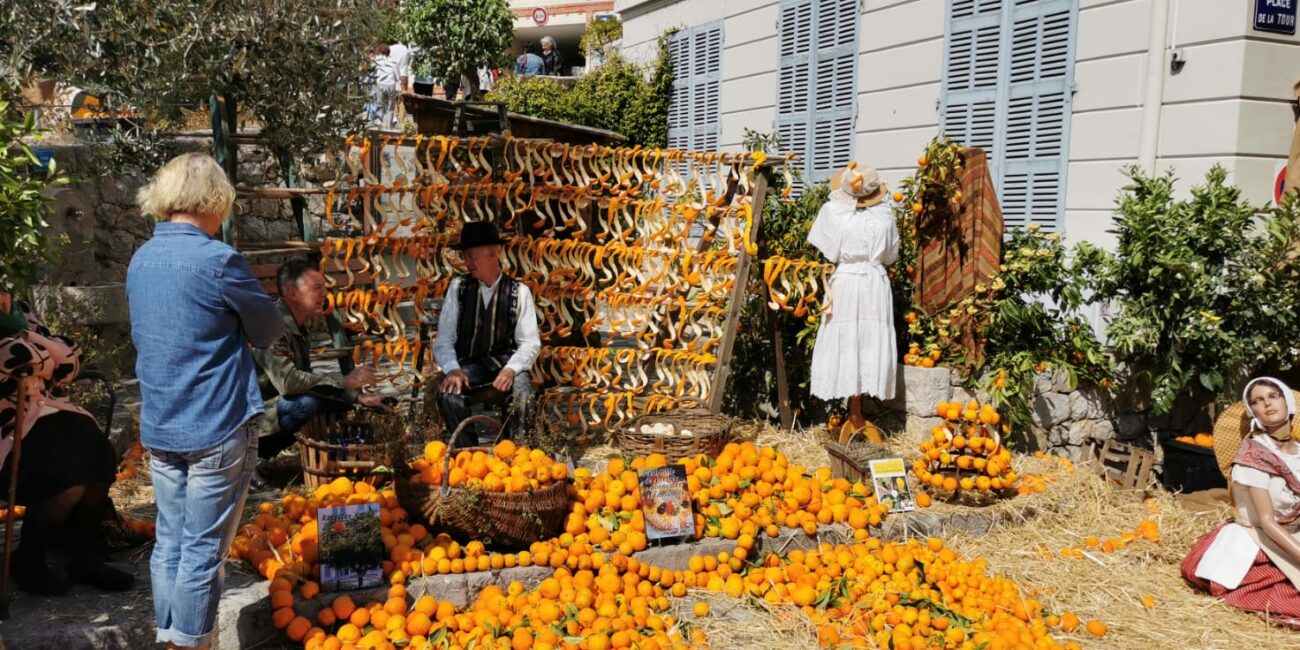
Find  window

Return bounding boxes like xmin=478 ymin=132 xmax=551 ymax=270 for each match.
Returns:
xmin=776 ymin=0 xmax=860 ymax=187
xmin=941 ymin=0 xmax=1077 ymax=231
xmin=667 ymin=21 xmax=722 ymax=153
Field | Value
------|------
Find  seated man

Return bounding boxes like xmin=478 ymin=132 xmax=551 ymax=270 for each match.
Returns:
xmin=435 ymin=222 xmax=541 ymax=445
xmin=252 ymin=259 xmax=385 ymax=473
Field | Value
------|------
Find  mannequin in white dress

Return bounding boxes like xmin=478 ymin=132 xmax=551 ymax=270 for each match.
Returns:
xmin=807 ymin=162 xmax=899 ymax=442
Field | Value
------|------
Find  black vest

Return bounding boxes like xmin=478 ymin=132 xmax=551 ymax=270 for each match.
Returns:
xmin=454 ymin=275 xmax=520 ymax=370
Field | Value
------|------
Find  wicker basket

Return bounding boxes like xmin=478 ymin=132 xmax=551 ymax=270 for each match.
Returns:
xmin=614 ymin=412 xmax=733 ymax=461
xmin=394 ymin=433 xmax=571 ymax=549
xmin=295 ymin=410 xmax=406 ymax=490
xmin=822 ymin=429 xmax=892 ymax=483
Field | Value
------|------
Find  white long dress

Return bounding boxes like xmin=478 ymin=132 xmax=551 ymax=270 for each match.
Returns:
xmin=807 ymin=196 xmax=899 ymax=401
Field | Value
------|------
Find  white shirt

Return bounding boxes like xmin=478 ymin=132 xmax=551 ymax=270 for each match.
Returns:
xmin=373 ymin=53 xmax=399 ymax=89
xmin=389 ymin=43 xmax=411 ymax=81
xmin=433 ymin=275 xmax=541 ymax=376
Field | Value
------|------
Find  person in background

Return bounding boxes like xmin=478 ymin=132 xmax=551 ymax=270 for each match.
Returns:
xmin=540 ymin=36 xmax=564 ymax=76
xmin=515 ymin=43 xmax=545 ymax=77
xmin=127 ymin=153 xmax=284 ymax=650
xmin=434 ymin=222 xmax=541 ymax=446
xmin=369 ymin=44 xmax=399 ymax=129
xmin=389 ymin=41 xmax=411 ymax=93
xmin=250 ymin=259 xmax=384 ymax=484
xmin=0 ymin=289 xmax=132 ymax=595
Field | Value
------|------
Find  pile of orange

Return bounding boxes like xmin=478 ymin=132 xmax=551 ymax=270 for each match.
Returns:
xmin=235 ymin=441 xmax=1106 ymax=650
xmin=230 ymin=476 xmax=412 ymax=581
xmin=409 ymin=439 xmax=569 ymax=492
xmin=1173 ymin=433 xmax=1215 ymax=448
xmin=902 ymin=343 xmax=940 ymax=368
xmin=912 ymin=401 xmax=1019 ymax=498
xmin=115 ymin=440 xmax=145 ymax=481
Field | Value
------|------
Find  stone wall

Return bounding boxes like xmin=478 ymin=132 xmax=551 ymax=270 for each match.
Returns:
xmin=36 ymin=137 xmax=326 ymax=375
xmin=877 ymin=364 xmax=1210 ymax=462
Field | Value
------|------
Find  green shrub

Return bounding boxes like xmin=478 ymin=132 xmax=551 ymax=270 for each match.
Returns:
xmin=487 ymin=48 xmax=670 ymax=147
xmin=0 ymin=98 xmax=63 ymax=293
xmin=1078 ymin=166 xmax=1300 ymax=415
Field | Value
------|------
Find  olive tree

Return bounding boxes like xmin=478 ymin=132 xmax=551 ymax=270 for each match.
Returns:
xmin=2 ymin=1 xmax=387 ymax=170
xmin=399 ymin=0 xmax=515 ymax=99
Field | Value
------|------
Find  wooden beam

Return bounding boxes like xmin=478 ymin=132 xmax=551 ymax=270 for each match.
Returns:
xmin=707 ymin=170 xmax=769 ymax=414
xmin=768 ymin=291 xmax=793 ymax=429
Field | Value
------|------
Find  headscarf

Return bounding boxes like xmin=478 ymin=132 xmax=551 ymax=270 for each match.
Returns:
xmin=1242 ymin=376 xmax=1297 ymax=436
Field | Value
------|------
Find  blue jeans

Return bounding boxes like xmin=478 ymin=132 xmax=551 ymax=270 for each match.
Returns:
xmin=149 ymin=422 xmax=259 ymax=648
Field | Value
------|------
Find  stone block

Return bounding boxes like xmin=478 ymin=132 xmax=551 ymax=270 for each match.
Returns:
xmin=1065 ymin=419 xmax=1114 ymax=446
xmin=885 ymin=364 xmax=952 ymax=414
xmin=1033 ymin=370 xmax=1072 ymax=395
xmin=1068 ymin=389 xmax=1110 ymax=420
xmin=905 ymin=415 xmax=946 ymax=442
xmin=1031 ymin=392 xmax=1071 ymax=428
xmin=33 ymin=283 xmax=129 ymax=325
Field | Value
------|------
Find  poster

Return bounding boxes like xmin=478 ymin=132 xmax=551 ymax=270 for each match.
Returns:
xmin=869 ymin=457 xmax=916 ymax=513
xmin=318 ymin=503 xmax=384 ymax=592
xmin=638 ymin=465 xmax=695 ymax=541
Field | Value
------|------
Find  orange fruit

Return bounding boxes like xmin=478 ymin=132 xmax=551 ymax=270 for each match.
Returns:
xmin=692 ymin=602 xmax=710 ymax=617
xmin=1085 ymin=619 xmax=1107 ymax=637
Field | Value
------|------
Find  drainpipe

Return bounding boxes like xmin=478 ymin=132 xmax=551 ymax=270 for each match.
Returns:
xmin=1138 ymin=0 xmax=1172 ymax=172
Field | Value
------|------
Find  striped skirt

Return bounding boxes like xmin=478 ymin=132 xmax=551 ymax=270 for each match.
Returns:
xmin=1182 ymin=522 xmax=1300 ymax=628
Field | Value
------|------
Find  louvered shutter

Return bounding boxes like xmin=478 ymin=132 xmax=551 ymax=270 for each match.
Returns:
xmin=1001 ymin=0 xmax=1074 ymax=231
xmin=776 ymin=0 xmax=814 ymax=189
xmin=940 ymin=1 xmax=1003 ymax=174
xmin=667 ymin=22 xmax=723 ymax=154
xmin=778 ymin=0 xmax=858 ymax=189
xmin=808 ymin=0 xmax=860 ymax=182
xmin=666 ymin=31 xmax=692 ymax=152
xmin=940 ymin=0 xmax=1076 ymax=232
xmin=692 ymin=23 xmax=723 ymax=153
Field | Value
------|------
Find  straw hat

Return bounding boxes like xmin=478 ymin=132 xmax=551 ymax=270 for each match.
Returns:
xmin=828 ymin=161 xmax=888 ymax=208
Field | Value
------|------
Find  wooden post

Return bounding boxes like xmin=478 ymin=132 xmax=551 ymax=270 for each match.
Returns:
xmin=211 ymin=95 xmax=239 ymax=245
xmin=279 ymin=152 xmax=312 ymax=244
xmin=707 ymin=169 xmax=770 ymax=414
xmin=767 ymin=299 xmax=794 ymax=429
xmin=0 ymin=376 xmax=35 ymax=619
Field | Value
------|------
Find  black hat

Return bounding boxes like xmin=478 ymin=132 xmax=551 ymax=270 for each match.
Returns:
xmin=453 ymin=221 xmax=509 ymax=250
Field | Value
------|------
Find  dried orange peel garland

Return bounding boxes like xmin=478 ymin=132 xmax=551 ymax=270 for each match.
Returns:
xmin=237 ymin=442 xmax=1096 ymax=650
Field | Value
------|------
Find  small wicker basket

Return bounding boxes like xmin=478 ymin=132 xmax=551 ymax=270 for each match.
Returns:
xmin=822 ymin=428 xmax=892 ymax=484
xmin=614 ymin=412 xmax=734 ymax=462
xmin=295 ymin=409 xmax=405 ymax=490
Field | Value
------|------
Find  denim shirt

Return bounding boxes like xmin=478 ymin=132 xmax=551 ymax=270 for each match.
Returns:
xmin=127 ymin=222 xmax=284 ymax=452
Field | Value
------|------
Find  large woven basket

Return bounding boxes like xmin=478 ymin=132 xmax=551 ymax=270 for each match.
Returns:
xmin=295 ymin=410 xmax=405 ymax=490
xmin=614 ymin=412 xmax=733 ymax=462
xmin=821 ymin=424 xmax=891 ymax=484
xmin=394 ymin=430 xmax=570 ymax=549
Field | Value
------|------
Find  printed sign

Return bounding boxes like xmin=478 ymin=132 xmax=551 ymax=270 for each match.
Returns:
xmin=319 ymin=503 xmax=385 ymax=592
xmin=1255 ymin=0 xmax=1297 ymax=35
xmin=639 ymin=465 xmax=695 ymax=540
xmin=532 ymin=7 xmax=549 ymax=26
xmin=869 ymin=457 xmax=917 ymax=513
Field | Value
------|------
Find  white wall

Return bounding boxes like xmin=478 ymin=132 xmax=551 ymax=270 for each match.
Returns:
xmin=620 ymin=0 xmax=1300 ymax=250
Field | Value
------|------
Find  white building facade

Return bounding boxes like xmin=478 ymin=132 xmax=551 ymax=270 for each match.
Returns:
xmin=616 ymin=0 xmax=1300 ymax=249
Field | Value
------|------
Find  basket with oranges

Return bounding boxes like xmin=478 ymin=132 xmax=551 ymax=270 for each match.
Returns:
xmin=395 ymin=438 xmax=573 ymax=549
xmin=911 ymin=400 xmax=1019 ymax=505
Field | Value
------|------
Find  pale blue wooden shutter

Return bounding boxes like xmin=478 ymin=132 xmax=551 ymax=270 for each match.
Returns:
xmin=808 ymin=0 xmax=860 ymax=183
xmin=940 ymin=0 xmax=1076 ymax=232
xmin=778 ymin=0 xmax=859 ymax=188
xmin=940 ymin=0 xmax=1002 ymax=175
xmin=776 ymin=0 xmax=814 ymax=188
xmin=692 ymin=23 xmax=723 ymax=153
xmin=666 ymin=30 xmax=693 ymax=152
xmin=667 ymin=22 xmax=723 ymax=153
xmin=1001 ymin=0 xmax=1075 ymax=231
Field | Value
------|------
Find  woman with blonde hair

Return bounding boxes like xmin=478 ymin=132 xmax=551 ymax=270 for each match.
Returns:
xmin=127 ymin=152 xmax=283 ymax=649
xmin=1183 ymin=377 xmax=1300 ymax=627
